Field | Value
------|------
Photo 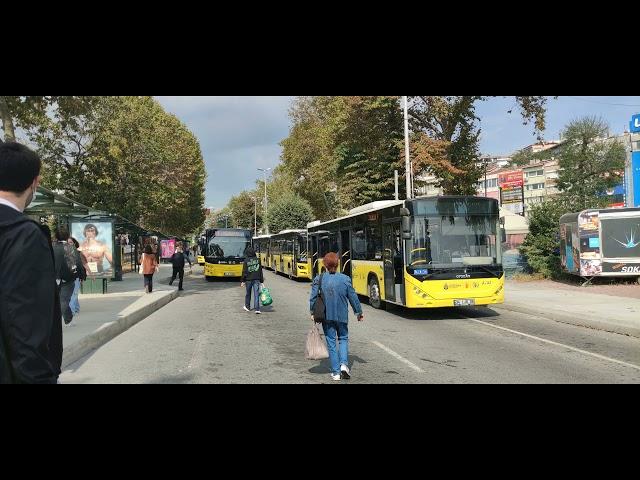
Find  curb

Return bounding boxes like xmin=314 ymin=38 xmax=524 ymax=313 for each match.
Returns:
xmin=493 ymin=303 xmax=640 ymax=339
xmin=62 ymin=290 xmax=179 ymax=369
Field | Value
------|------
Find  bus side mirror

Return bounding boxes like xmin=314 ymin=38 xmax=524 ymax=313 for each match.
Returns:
xmin=401 ymin=208 xmax=412 ymax=240
xmin=501 ymin=227 xmax=507 ymax=244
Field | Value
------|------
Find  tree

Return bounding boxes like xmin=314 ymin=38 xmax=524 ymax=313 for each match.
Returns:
xmin=555 ymin=117 xmax=626 ymax=210
xmin=25 ymin=96 xmax=206 ymax=237
xmin=519 ymin=199 xmax=568 ymax=278
xmin=228 ymin=191 xmax=261 ymax=231
xmin=267 ymin=193 xmax=314 ymax=234
xmin=408 ymin=96 xmax=553 ymax=195
xmin=0 ymin=96 xmax=99 ymax=143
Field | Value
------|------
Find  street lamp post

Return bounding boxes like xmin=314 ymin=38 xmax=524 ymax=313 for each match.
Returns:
xmin=258 ymin=167 xmax=272 ymax=234
xmin=403 ymin=96 xmax=412 ymax=200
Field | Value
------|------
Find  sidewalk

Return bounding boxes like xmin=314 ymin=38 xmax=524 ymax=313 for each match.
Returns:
xmin=62 ymin=264 xmax=192 ymax=368
xmin=498 ymin=279 xmax=640 ymax=338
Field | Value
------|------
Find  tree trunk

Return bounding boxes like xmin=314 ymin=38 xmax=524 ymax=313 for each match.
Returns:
xmin=0 ymin=97 xmax=16 ymax=142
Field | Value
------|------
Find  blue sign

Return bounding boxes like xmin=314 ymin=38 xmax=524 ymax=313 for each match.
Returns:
xmin=631 ymin=114 xmax=640 ymax=134
xmin=589 ymin=238 xmax=600 ymax=248
xmin=634 ymin=151 xmax=640 ymax=208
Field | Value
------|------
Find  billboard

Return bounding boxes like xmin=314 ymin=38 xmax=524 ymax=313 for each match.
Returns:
xmin=161 ymin=239 xmax=176 ymax=259
xmin=71 ymin=220 xmax=114 ymax=277
xmin=630 ymin=114 xmax=640 ymax=134
xmin=499 ymin=171 xmax=524 ymax=215
xmin=633 ymin=151 xmax=640 ymax=208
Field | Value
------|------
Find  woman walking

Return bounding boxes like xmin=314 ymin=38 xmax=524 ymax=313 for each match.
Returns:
xmin=140 ymin=244 xmax=158 ymax=293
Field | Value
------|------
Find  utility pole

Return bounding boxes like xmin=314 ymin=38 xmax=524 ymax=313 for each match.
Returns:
xmin=258 ymin=167 xmax=272 ymax=234
xmin=403 ymin=96 xmax=412 ymax=200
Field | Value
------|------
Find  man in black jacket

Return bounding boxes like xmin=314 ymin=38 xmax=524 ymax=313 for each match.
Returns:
xmin=0 ymin=142 xmax=62 ymax=384
xmin=241 ymin=247 xmax=265 ymax=314
xmin=169 ymin=244 xmax=192 ymax=291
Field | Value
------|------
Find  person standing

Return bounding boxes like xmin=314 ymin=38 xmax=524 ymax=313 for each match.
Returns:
xmin=170 ymin=245 xmax=192 ymax=291
xmin=241 ymin=247 xmax=264 ymax=314
xmin=0 ymin=142 xmax=61 ymax=383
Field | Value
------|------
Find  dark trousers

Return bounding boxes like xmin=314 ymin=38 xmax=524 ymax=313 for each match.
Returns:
xmin=245 ymin=280 xmax=261 ymax=311
xmin=58 ymin=281 xmax=75 ymax=324
xmin=144 ymin=274 xmax=154 ymax=292
xmin=170 ymin=267 xmax=185 ymax=289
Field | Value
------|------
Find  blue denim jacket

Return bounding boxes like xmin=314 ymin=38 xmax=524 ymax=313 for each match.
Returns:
xmin=310 ymin=272 xmax=363 ymax=323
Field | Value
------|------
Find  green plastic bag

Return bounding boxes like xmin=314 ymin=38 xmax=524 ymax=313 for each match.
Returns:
xmin=260 ymin=287 xmax=273 ymax=306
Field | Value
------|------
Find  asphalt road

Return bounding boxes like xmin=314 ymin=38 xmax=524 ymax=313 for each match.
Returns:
xmin=60 ymin=266 xmax=640 ymax=384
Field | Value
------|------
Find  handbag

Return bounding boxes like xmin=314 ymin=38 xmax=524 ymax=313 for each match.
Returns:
xmin=312 ymin=273 xmax=326 ymax=323
xmin=138 ymin=254 xmax=145 ymax=275
xmin=305 ymin=322 xmax=329 ymax=360
xmin=260 ymin=287 xmax=273 ymax=306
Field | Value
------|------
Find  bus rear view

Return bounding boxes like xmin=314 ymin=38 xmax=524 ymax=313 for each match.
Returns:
xmin=204 ymin=229 xmax=252 ymax=281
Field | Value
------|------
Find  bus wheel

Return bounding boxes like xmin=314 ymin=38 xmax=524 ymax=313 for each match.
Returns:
xmin=368 ymin=277 xmax=384 ymax=310
xmin=206 ymin=276 xmax=214 ymax=282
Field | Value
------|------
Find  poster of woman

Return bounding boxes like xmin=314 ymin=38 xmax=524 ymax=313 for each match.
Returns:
xmin=161 ymin=239 xmax=176 ymax=259
xmin=71 ymin=221 xmax=114 ymax=277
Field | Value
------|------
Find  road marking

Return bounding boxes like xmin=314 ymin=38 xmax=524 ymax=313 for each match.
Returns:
xmin=372 ymin=341 xmax=424 ymax=373
xmin=188 ymin=333 xmax=207 ymax=370
xmin=466 ymin=317 xmax=640 ymax=372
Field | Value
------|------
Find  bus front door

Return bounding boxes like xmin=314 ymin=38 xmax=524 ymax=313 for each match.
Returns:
xmin=383 ymin=222 xmax=402 ymax=303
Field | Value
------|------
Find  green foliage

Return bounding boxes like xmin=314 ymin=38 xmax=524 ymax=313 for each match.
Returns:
xmin=519 ymin=200 xmax=567 ymax=278
xmin=24 ymin=96 xmax=206 ymax=237
xmin=555 ymin=116 xmax=626 ymax=210
xmin=266 ymin=193 xmax=314 ymax=234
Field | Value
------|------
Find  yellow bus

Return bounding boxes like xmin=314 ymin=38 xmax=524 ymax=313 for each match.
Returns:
xmin=253 ymin=235 xmax=272 ymax=270
xmin=203 ymin=228 xmax=252 ymax=281
xmin=197 ymin=234 xmax=206 ymax=266
xmin=267 ymin=230 xmax=312 ymax=280
xmin=307 ymin=196 xmax=505 ymax=309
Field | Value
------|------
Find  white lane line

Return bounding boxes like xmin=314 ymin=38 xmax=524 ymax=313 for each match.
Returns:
xmin=466 ymin=317 xmax=640 ymax=372
xmin=372 ymin=341 xmax=424 ymax=373
xmin=188 ymin=333 xmax=207 ymax=370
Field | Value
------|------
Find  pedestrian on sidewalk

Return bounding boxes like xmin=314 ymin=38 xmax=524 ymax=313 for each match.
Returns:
xmin=68 ymin=237 xmax=87 ymax=316
xmin=140 ymin=244 xmax=159 ymax=293
xmin=53 ymin=227 xmax=80 ymax=327
xmin=241 ymin=247 xmax=264 ymax=314
xmin=309 ymin=252 xmax=364 ymax=381
xmin=0 ymin=142 xmax=62 ymax=384
xmin=170 ymin=244 xmax=192 ymax=291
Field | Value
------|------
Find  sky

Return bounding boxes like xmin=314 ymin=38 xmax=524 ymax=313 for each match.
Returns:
xmin=156 ymin=96 xmax=640 ymax=209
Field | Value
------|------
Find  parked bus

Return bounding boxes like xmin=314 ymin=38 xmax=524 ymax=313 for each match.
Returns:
xmin=267 ymin=230 xmax=312 ymax=280
xmin=203 ymin=228 xmax=252 ymax=281
xmin=253 ymin=235 xmax=272 ymax=270
xmin=307 ymin=196 xmax=505 ymax=309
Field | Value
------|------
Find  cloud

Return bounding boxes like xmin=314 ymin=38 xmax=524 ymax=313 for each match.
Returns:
xmin=155 ymin=96 xmax=294 ymax=208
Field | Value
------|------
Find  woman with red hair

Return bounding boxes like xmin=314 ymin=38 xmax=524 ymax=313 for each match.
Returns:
xmin=310 ymin=252 xmax=364 ymax=381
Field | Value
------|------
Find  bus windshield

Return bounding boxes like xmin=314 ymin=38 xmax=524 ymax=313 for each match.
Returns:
xmin=208 ymin=236 xmax=250 ymax=258
xmin=410 ymin=215 xmax=501 ymax=267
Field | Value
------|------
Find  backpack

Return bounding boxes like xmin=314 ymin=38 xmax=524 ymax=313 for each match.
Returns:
xmin=312 ymin=273 xmax=326 ymax=323
xmin=57 ymin=242 xmax=78 ymax=283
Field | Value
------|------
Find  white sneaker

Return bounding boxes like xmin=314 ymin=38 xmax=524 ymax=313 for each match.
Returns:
xmin=331 ymin=373 xmax=341 ymax=381
xmin=243 ymin=306 xmax=250 ymax=312
xmin=255 ymin=310 xmax=262 ymax=315
xmin=65 ymin=321 xmax=76 ymax=327
xmin=340 ymin=364 xmax=351 ymax=380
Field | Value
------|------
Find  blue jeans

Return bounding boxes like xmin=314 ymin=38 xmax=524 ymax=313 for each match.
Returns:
xmin=245 ymin=280 xmax=261 ymax=311
xmin=70 ymin=278 xmax=81 ymax=314
xmin=322 ymin=321 xmax=349 ymax=375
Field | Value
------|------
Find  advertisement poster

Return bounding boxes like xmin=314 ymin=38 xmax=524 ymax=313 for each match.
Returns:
xmin=499 ymin=171 xmax=524 ymax=215
xmin=71 ymin=221 xmax=114 ymax=277
xmin=161 ymin=239 xmax=176 ymax=259
xmin=580 ymin=259 xmax=602 ymax=276
xmin=578 ymin=211 xmax=601 ymax=261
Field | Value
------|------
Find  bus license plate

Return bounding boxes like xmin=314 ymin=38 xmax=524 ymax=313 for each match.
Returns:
xmin=224 ymin=272 xmax=235 ymax=277
xmin=454 ymin=299 xmax=475 ymax=307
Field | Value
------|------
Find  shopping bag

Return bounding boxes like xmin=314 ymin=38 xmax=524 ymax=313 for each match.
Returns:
xmin=260 ymin=287 xmax=273 ymax=306
xmin=305 ymin=323 xmax=329 ymax=360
